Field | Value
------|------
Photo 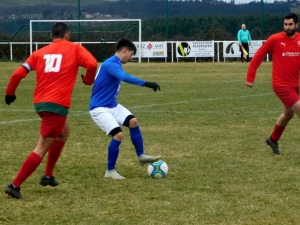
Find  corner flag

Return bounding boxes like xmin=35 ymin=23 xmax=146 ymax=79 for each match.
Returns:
xmin=236 ymin=43 xmax=248 ymax=59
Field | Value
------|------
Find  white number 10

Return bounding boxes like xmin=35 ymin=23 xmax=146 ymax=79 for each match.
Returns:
xmin=43 ymin=54 xmax=62 ymax=73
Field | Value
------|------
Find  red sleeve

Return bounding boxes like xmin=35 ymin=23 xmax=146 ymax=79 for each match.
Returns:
xmin=76 ymin=45 xmax=98 ymax=85
xmin=246 ymin=36 xmax=273 ymax=83
xmin=5 ymin=66 xmax=28 ymax=95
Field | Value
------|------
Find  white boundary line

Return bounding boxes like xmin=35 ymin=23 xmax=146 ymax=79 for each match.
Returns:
xmin=0 ymin=93 xmax=273 ymax=125
xmin=131 ymin=93 xmax=273 ymax=109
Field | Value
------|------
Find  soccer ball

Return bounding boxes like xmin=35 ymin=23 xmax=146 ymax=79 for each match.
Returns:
xmin=147 ymin=160 xmax=168 ymax=178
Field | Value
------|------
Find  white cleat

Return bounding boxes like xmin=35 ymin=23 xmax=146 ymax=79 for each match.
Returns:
xmin=104 ymin=170 xmax=126 ymax=180
xmin=138 ymin=154 xmax=161 ymax=166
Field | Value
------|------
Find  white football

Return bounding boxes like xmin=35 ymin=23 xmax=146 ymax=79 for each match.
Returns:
xmin=147 ymin=160 xmax=168 ymax=178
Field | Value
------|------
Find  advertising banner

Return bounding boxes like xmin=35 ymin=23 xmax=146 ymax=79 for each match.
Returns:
xmin=176 ymin=41 xmax=214 ymax=57
xmin=249 ymin=41 xmax=263 ymax=57
xmin=223 ymin=41 xmax=263 ymax=58
xmin=133 ymin=42 xmax=167 ymax=58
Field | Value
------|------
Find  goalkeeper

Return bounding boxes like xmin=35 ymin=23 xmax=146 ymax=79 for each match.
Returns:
xmin=89 ymin=38 xmax=161 ymax=179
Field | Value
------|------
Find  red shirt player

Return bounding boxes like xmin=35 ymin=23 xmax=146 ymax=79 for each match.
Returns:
xmin=4 ymin=22 xmax=97 ymax=199
xmin=246 ymin=13 xmax=300 ymax=155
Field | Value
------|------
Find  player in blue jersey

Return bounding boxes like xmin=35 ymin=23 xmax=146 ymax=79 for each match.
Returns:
xmin=89 ymin=38 xmax=161 ymax=179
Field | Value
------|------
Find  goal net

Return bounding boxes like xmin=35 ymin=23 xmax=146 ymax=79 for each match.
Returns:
xmin=29 ymin=19 xmax=142 ymax=62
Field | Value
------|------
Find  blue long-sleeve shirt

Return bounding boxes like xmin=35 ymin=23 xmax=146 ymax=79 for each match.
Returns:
xmin=237 ymin=29 xmax=251 ymax=44
xmin=90 ymin=55 xmax=146 ymax=109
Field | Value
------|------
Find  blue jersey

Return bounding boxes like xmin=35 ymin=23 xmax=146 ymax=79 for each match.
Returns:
xmin=90 ymin=55 xmax=146 ymax=109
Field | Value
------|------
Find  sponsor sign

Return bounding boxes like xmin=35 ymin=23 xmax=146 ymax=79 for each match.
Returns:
xmin=133 ymin=42 xmax=167 ymax=58
xmin=249 ymin=41 xmax=263 ymax=57
xmin=223 ymin=41 xmax=263 ymax=58
xmin=176 ymin=41 xmax=214 ymax=57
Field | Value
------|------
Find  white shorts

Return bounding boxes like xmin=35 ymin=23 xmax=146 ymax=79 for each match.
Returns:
xmin=90 ymin=104 xmax=132 ymax=135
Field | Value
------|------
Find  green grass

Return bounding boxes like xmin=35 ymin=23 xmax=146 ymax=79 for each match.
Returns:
xmin=1 ymin=61 xmax=300 ymax=224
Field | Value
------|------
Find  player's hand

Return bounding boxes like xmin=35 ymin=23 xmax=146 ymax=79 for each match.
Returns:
xmin=5 ymin=94 xmax=16 ymax=105
xmin=246 ymin=82 xmax=253 ymax=88
xmin=144 ymin=82 xmax=161 ymax=92
xmin=81 ymin=74 xmax=87 ymax=85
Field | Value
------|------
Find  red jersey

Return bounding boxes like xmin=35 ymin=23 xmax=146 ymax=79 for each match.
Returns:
xmin=6 ymin=39 xmax=97 ymax=108
xmin=247 ymin=32 xmax=300 ymax=87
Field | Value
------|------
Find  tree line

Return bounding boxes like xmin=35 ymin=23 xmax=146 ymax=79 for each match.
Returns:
xmin=0 ymin=13 xmax=288 ymax=41
xmin=0 ymin=0 xmax=291 ymax=35
xmin=0 ymin=1 xmax=293 ymax=61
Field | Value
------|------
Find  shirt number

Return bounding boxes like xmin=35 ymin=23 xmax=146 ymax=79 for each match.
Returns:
xmin=44 ymin=54 xmax=62 ymax=73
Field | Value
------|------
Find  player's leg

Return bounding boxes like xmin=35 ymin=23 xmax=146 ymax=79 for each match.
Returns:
xmin=266 ymin=86 xmax=298 ymax=154
xmin=240 ymin=45 xmax=244 ymax=62
xmin=271 ymin=106 xmax=294 ymax=141
xmin=266 ymin=106 xmax=294 ymax=154
xmin=105 ymin=127 xmax=125 ymax=179
xmin=90 ymin=107 xmax=125 ymax=179
xmin=124 ymin=115 xmax=144 ymax=157
xmin=40 ymin=120 xmax=70 ymax=187
xmin=4 ymin=135 xmax=54 ymax=199
xmin=291 ymin=100 xmax=300 ymax=118
xmin=115 ymin=104 xmax=161 ymax=165
xmin=5 ymin=112 xmax=66 ymax=198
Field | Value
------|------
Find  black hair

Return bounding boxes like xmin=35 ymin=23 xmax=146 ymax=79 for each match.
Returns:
xmin=51 ymin=22 xmax=70 ymax=39
xmin=115 ymin=38 xmax=137 ymax=55
xmin=284 ymin=13 xmax=299 ymax=24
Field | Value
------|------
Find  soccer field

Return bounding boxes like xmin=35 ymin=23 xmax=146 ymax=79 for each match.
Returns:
xmin=1 ymin=62 xmax=300 ymax=224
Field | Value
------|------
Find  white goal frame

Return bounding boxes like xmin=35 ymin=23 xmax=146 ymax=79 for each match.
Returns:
xmin=29 ymin=19 xmax=142 ymax=63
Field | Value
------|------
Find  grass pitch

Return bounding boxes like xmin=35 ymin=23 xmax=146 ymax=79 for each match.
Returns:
xmin=1 ymin=62 xmax=300 ymax=224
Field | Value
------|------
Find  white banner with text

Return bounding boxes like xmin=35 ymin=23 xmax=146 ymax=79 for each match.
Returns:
xmin=223 ymin=41 xmax=263 ymax=58
xmin=176 ymin=41 xmax=214 ymax=57
xmin=133 ymin=42 xmax=167 ymax=58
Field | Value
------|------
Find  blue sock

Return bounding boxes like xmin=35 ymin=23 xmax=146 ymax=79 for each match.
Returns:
xmin=130 ymin=126 xmax=144 ymax=157
xmin=107 ymin=139 xmax=121 ymax=171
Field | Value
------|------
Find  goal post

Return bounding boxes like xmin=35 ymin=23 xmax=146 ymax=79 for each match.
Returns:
xmin=29 ymin=19 xmax=142 ymax=63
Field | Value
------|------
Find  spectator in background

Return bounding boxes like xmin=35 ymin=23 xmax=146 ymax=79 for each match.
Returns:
xmin=237 ymin=24 xmax=251 ymax=62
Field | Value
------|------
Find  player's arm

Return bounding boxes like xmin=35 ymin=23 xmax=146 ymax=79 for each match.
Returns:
xmin=5 ymin=64 xmax=30 ymax=105
xmin=110 ymin=66 xmax=160 ymax=92
xmin=246 ymin=36 xmax=273 ymax=86
xmin=248 ymin=31 xmax=252 ymax=42
xmin=77 ymin=45 xmax=98 ymax=85
xmin=110 ymin=66 xmax=145 ymax=86
xmin=237 ymin=30 xmax=241 ymax=44
xmin=248 ymin=31 xmax=251 ymax=45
